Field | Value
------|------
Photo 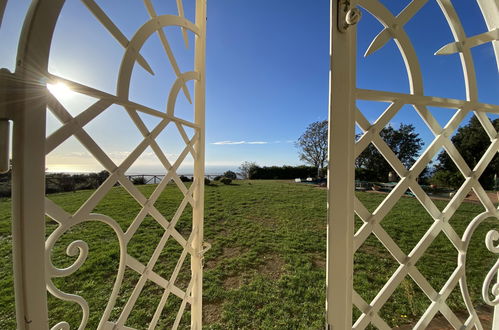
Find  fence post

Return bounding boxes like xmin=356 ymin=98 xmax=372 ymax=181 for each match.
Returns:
xmin=326 ymin=0 xmax=357 ymax=328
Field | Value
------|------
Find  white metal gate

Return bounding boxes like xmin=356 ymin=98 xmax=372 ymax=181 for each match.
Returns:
xmin=0 ymin=0 xmax=206 ymax=329
xmin=328 ymin=0 xmax=499 ymax=329
xmin=2 ymin=0 xmax=499 ymax=329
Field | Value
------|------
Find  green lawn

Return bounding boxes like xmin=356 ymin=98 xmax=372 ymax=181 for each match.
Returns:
xmin=0 ymin=180 xmax=496 ymax=329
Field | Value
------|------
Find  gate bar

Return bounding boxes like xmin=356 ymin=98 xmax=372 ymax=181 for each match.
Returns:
xmin=326 ymin=0 xmax=357 ymax=328
xmin=9 ymin=1 xmax=65 ymax=328
xmin=191 ymin=0 xmax=207 ymax=328
xmin=476 ymin=1 xmax=499 ymax=328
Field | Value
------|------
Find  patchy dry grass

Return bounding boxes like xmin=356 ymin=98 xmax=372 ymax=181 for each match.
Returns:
xmin=0 ymin=180 xmax=496 ymax=329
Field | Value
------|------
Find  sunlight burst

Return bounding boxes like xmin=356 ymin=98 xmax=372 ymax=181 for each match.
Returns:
xmin=47 ymin=82 xmax=73 ymax=98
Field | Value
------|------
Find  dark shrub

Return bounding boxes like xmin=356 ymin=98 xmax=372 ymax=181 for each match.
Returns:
xmin=95 ymin=170 xmax=110 ymax=185
xmin=249 ymin=165 xmax=316 ymax=180
xmin=0 ymin=182 xmax=10 ymax=197
xmin=180 ymin=175 xmax=192 ymax=182
xmin=223 ymin=170 xmax=237 ymax=180
xmin=58 ymin=174 xmax=76 ymax=192
xmin=132 ymin=177 xmax=146 ymax=185
xmin=220 ymin=177 xmax=232 ymax=185
xmin=204 ymin=178 xmax=211 ymax=185
xmin=213 ymin=175 xmax=222 ymax=181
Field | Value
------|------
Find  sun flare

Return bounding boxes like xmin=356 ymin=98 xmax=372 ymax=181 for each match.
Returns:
xmin=47 ymin=81 xmax=73 ymax=98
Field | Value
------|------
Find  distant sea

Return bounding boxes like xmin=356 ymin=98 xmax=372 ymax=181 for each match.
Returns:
xmin=126 ymin=165 xmax=238 ymax=176
xmin=46 ymin=165 xmax=239 ymax=176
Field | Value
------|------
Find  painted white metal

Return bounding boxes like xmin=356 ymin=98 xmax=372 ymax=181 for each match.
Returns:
xmin=477 ymin=0 xmax=499 ymax=72
xmin=5 ymin=1 xmax=65 ymax=329
xmin=345 ymin=0 xmax=499 ymax=329
xmin=327 ymin=0 xmax=357 ymax=329
xmin=191 ymin=0 xmax=207 ymax=329
xmin=3 ymin=0 xmax=207 ymax=329
xmin=477 ymin=2 xmax=499 ymax=328
xmin=4 ymin=0 xmax=497 ymax=328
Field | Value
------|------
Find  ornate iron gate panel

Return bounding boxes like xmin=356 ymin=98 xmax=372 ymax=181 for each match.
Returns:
xmin=328 ymin=0 xmax=499 ymax=329
xmin=0 ymin=0 xmax=206 ymax=329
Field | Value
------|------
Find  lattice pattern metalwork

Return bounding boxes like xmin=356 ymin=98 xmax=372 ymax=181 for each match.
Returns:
xmin=351 ymin=0 xmax=499 ymax=328
xmin=1 ymin=0 xmax=207 ymax=329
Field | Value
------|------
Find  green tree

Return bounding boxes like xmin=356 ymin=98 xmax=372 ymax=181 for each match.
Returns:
xmin=432 ymin=116 xmax=499 ymax=189
xmin=238 ymin=161 xmax=258 ymax=179
xmin=296 ymin=120 xmax=328 ymax=177
xmin=356 ymin=124 xmax=423 ymax=182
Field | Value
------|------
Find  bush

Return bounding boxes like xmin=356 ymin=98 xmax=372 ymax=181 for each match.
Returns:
xmin=132 ymin=177 xmax=146 ymax=185
xmin=57 ymin=175 xmax=76 ymax=192
xmin=180 ymin=175 xmax=191 ymax=182
xmin=430 ymin=170 xmax=464 ymax=189
xmin=213 ymin=175 xmax=222 ymax=181
xmin=223 ymin=170 xmax=237 ymax=180
xmin=75 ymin=179 xmax=100 ymax=190
xmin=220 ymin=177 xmax=232 ymax=185
xmin=204 ymin=178 xmax=211 ymax=185
xmin=0 ymin=182 xmax=10 ymax=198
xmin=249 ymin=165 xmax=317 ymax=180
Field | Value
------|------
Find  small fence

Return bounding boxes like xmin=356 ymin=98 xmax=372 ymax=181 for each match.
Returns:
xmin=126 ymin=174 xmax=220 ymax=184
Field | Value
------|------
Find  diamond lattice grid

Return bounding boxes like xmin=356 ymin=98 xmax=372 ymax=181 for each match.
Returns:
xmin=354 ymin=0 xmax=499 ymax=328
xmin=42 ymin=1 xmax=203 ymax=328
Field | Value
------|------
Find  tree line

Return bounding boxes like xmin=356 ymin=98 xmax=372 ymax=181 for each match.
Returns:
xmin=238 ymin=162 xmax=319 ymax=180
xmin=294 ymin=117 xmax=499 ymax=189
xmin=0 ymin=170 xmax=111 ymax=197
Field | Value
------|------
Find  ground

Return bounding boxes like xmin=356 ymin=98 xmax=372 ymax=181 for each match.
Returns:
xmin=0 ymin=180 xmax=496 ymax=329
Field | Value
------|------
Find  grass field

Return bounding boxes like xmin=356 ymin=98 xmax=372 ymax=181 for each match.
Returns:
xmin=0 ymin=180 xmax=496 ymax=329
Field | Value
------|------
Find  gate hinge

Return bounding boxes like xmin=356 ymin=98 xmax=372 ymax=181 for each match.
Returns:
xmin=338 ymin=0 xmax=362 ymax=33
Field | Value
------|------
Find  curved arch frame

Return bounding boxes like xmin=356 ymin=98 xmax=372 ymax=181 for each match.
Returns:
xmin=2 ymin=0 xmax=207 ymax=329
xmin=7 ymin=1 xmax=65 ymax=329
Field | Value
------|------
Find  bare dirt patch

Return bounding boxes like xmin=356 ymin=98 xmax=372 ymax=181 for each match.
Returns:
xmin=258 ymin=254 xmax=285 ymax=280
xmin=205 ymin=259 xmax=217 ymax=269
xmin=249 ymin=216 xmax=276 ymax=227
xmin=222 ymin=253 xmax=285 ymax=289
xmin=358 ymin=244 xmax=392 ymax=259
xmin=223 ymin=246 xmax=243 ymax=258
xmin=312 ymin=255 xmax=326 ymax=269
xmin=223 ymin=275 xmax=242 ymax=290
xmin=203 ymin=302 xmax=223 ymax=325
xmin=205 ymin=246 xmax=243 ymax=269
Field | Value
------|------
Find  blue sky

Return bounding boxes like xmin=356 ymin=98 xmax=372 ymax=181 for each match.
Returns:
xmin=0 ymin=1 xmax=497 ymax=174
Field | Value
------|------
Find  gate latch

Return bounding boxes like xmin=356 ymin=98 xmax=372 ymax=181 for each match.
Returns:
xmin=338 ymin=0 xmax=362 ymax=33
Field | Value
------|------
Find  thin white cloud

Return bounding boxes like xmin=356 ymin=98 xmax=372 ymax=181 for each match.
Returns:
xmin=67 ymin=151 xmax=89 ymax=157
xmin=212 ymin=141 xmax=268 ymax=145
